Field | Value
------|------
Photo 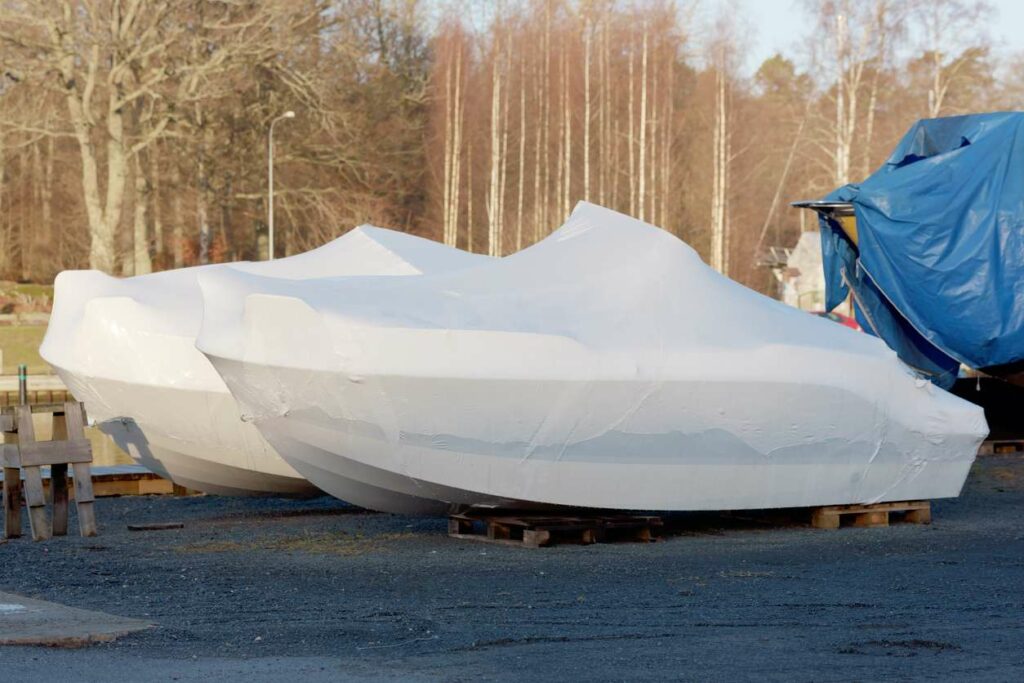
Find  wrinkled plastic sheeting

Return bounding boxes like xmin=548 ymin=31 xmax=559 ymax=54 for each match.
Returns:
xmin=41 ymin=226 xmax=492 ymax=393
xmin=819 ymin=113 xmax=1024 ymax=383
xmin=39 ymin=226 xmax=491 ymax=495
xmin=196 ymin=202 xmax=989 ymax=513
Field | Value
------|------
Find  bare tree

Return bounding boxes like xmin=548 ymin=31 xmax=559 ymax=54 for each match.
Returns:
xmin=913 ymin=0 xmax=993 ymax=117
xmin=0 ymin=0 xmax=322 ymax=272
xmin=0 ymin=0 xmax=1010 ymax=293
xmin=486 ymin=27 xmax=505 ymax=257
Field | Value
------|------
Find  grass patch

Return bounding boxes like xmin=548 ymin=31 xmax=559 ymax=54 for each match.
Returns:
xmin=175 ymin=530 xmax=413 ymax=557
xmin=0 ymin=282 xmax=54 ymax=302
xmin=0 ymin=324 xmax=49 ymax=374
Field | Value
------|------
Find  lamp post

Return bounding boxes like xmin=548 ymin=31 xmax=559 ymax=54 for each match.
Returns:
xmin=267 ymin=110 xmax=295 ymax=260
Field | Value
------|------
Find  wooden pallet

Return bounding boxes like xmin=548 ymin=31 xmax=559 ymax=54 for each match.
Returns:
xmin=41 ymin=472 xmax=180 ymax=498
xmin=448 ymin=513 xmax=663 ymax=548
xmin=3 ymin=468 xmax=193 ymax=498
xmin=810 ymin=500 xmax=931 ymax=529
xmin=978 ymin=440 xmax=1024 ymax=456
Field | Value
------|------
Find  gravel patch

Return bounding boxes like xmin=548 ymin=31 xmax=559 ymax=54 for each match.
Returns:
xmin=2 ymin=456 xmax=1023 ymax=681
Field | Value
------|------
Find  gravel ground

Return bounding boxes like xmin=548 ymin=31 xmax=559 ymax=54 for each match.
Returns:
xmin=2 ymin=455 xmax=1023 ymax=682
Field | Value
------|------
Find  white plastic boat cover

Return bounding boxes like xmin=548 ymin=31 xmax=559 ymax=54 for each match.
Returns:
xmin=40 ymin=226 xmax=490 ymax=496
xmin=195 ymin=202 xmax=989 ymax=512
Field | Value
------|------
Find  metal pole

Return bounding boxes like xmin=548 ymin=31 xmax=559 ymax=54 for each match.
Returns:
xmin=17 ymin=363 xmax=27 ymax=406
xmin=267 ymin=111 xmax=295 ymax=261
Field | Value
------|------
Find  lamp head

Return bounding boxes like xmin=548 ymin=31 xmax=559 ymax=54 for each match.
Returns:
xmin=283 ymin=111 xmax=295 ymax=119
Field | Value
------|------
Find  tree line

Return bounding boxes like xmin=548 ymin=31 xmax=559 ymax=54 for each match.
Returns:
xmin=0 ymin=0 xmax=1014 ymax=292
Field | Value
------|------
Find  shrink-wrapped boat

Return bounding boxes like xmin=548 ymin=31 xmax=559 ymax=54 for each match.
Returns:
xmin=797 ymin=113 xmax=1024 ymax=388
xmin=195 ymin=203 xmax=988 ymax=513
xmin=41 ymin=227 xmax=489 ymax=496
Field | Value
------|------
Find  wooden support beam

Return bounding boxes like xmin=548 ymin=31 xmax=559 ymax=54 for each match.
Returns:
xmin=2 ymin=401 xmax=99 ymax=541
xmin=2 ymin=419 xmax=19 ymax=538
xmin=16 ymin=405 xmax=49 ymax=541
xmin=64 ymin=402 xmax=97 ymax=537
xmin=18 ymin=439 xmax=93 ymax=467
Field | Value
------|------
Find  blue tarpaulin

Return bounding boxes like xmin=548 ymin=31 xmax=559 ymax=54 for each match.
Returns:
xmin=818 ymin=113 xmax=1024 ymax=388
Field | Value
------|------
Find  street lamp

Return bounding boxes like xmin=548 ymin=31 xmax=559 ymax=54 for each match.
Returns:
xmin=267 ymin=110 xmax=295 ymax=260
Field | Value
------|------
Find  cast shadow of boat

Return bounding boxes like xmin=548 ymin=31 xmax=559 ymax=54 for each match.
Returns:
xmin=97 ymin=417 xmax=321 ymax=499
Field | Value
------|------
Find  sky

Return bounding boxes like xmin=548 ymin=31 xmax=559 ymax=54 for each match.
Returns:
xmin=709 ymin=0 xmax=1024 ymax=77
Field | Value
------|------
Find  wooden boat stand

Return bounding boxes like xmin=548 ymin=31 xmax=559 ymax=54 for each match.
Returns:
xmin=810 ymin=500 xmax=931 ymax=529
xmin=2 ymin=401 xmax=98 ymax=540
xmin=450 ymin=500 xmax=932 ymax=547
xmin=449 ymin=512 xmax=663 ymax=548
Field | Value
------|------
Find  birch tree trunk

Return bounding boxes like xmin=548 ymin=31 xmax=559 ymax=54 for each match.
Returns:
xmin=538 ymin=5 xmax=552 ymax=237
xmin=487 ymin=40 xmax=503 ymax=257
xmin=648 ymin=47 xmax=657 ymax=225
xmin=834 ymin=13 xmax=851 ymax=185
xmin=442 ymin=44 xmax=464 ymax=248
xmin=196 ymin=114 xmax=212 ymax=265
xmin=498 ymin=43 xmax=511 ymax=255
xmin=660 ymin=49 xmax=673 ymax=229
xmin=450 ymin=49 xmax=464 ymax=249
xmin=723 ymin=108 xmax=732 ymax=277
xmin=43 ymin=136 xmax=55 ymax=267
xmin=29 ymin=142 xmax=42 ymax=280
xmin=832 ymin=12 xmax=865 ymax=186
xmin=710 ymin=54 xmax=728 ymax=274
xmin=132 ymin=153 xmax=152 ymax=275
xmin=583 ymin=17 xmax=592 ymax=201
xmin=561 ymin=42 xmax=571 ymax=220
xmin=637 ymin=30 xmax=648 ymax=222
xmin=532 ymin=44 xmax=544 ymax=242
xmin=598 ymin=12 xmax=609 ymax=206
xmin=102 ymin=89 xmax=129 ymax=273
xmin=150 ymin=142 xmax=164 ymax=258
xmin=466 ymin=137 xmax=474 ymax=253
xmin=862 ymin=66 xmax=881 ymax=177
xmin=628 ymin=38 xmax=637 ymax=217
xmin=197 ymin=158 xmax=211 ymax=265
xmin=50 ymin=23 xmax=123 ymax=273
xmin=171 ymin=160 xmax=185 ymax=268
xmin=14 ymin=154 xmax=25 ymax=279
xmin=442 ymin=50 xmax=455 ymax=246
xmin=611 ymin=117 xmax=620 ymax=210
xmin=554 ymin=41 xmax=564 ymax=225
xmin=516 ymin=55 xmax=526 ymax=252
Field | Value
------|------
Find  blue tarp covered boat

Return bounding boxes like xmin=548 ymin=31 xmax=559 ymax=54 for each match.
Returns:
xmin=795 ymin=113 xmax=1024 ymax=388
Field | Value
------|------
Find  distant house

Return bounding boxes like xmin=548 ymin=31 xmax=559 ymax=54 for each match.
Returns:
xmin=780 ymin=231 xmax=825 ymax=311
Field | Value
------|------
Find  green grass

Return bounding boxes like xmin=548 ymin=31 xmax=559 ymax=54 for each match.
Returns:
xmin=0 ymin=281 xmax=54 ymax=305
xmin=3 ymin=282 xmax=53 ymax=299
xmin=0 ymin=325 xmax=49 ymax=375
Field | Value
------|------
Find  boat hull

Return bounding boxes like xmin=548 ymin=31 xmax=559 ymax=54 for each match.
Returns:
xmin=56 ymin=369 xmax=319 ymax=497
xmin=211 ymin=356 xmax=986 ymax=513
xmin=41 ymin=226 xmax=492 ymax=499
xmin=195 ymin=202 xmax=988 ymax=514
xmin=100 ymin=418 xmax=316 ymax=497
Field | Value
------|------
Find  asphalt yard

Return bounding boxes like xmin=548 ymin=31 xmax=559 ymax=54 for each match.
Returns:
xmin=2 ymin=454 xmax=1023 ymax=681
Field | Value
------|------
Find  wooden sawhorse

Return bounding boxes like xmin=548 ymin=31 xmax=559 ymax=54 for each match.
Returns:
xmin=2 ymin=402 xmax=97 ymax=540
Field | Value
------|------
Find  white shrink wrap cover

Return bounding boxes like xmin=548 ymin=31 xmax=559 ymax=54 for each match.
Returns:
xmin=41 ymin=227 xmax=489 ymax=497
xmin=196 ymin=202 xmax=989 ymax=513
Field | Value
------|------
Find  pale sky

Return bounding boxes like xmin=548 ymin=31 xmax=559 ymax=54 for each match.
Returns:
xmin=709 ymin=0 xmax=1024 ymax=77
